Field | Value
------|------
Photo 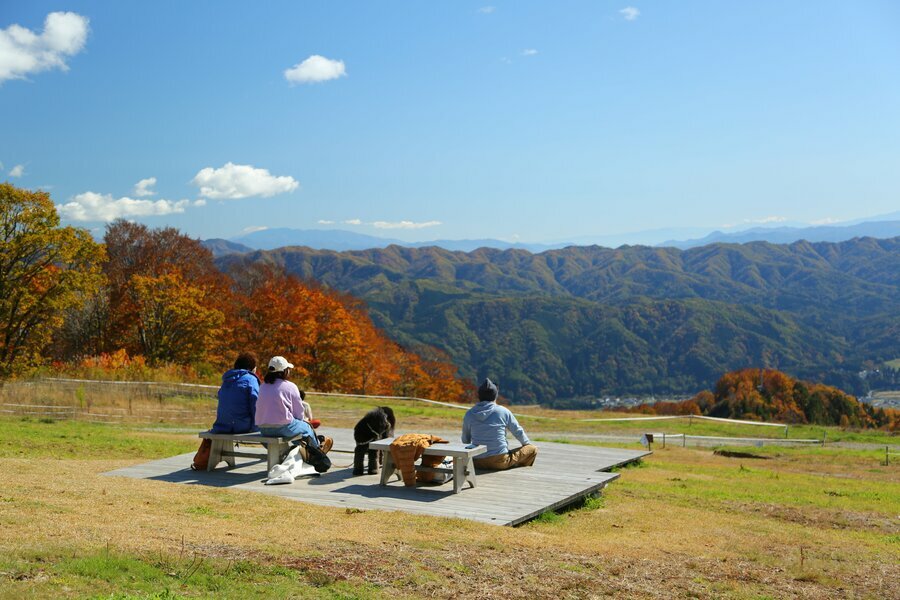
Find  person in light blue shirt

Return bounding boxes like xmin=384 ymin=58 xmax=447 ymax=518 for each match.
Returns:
xmin=461 ymin=378 xmax=538 ymax=470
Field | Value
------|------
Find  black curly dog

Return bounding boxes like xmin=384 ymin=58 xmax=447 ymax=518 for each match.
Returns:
xmin=353 ymin=406 xmax=396 ymax=475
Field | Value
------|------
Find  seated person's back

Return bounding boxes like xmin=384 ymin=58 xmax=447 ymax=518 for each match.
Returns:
xmin=462 ymin=378 xmax=537 ymax=470
xmin=211 ymin=352 xmax=260 ymax=434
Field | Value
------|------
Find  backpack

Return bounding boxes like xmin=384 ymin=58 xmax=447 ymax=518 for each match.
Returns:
xmin=191 ymin=438 xmax=212 ymax=471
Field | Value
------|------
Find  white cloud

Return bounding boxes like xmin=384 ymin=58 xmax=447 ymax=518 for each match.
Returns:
xmin=477 ymin=6 xmax=496 ymax=14
xmin=0 ymin=12 xmax=90 ymax=84
xmin=57 ymin=191 xmax=191 ymax=222
xmin=619 ymin=7 xmax=641 ymax=21
xmin=372 ymin=220 xmax=441 ymax=230
xmin=811 ymin=217 xmax=840 ymax=226
xmin=133 ymin=177 xmax=157 ymax=197
xmin=8 ymin=164 xmax=24 ymax=177
xmin=521 ymin=49 xmax=538 ymax=56
xmin=748 ymin=216 xmax=787 ymax=225
xmin=193 ymin=199 xmax=206 ymax=207
xmin=284 ymin=55 xmax=347 ymax=85
xmin=191 ymin=162 xmax=299 ymax=200
xmin=343 ymin=219 xmax=362 ymax=226
xmin=242 ymin=225 xmax=268 ymax=234
xmin=317 ymin=219 xmax=335 ymax=225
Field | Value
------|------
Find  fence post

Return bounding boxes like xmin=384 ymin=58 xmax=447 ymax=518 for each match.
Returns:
xmin=784 ymin=425 xmax=788 ymax=439
xmin=888 ymin=446 xmax=891 ymax=467
xmin=822 ymin=431 xmax=826 ymax=446
xmin=662 ymin=433 xmax=666 ymax=449
xmin=682 ymin=433 xmax=686 ymax=447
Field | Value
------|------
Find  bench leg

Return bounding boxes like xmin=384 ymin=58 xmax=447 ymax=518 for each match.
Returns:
xmin=379 ymin=450 xmax=400 ymax=485
xmin=223 ymin=441 xmax=236 ymax=468
xmin=207 ymin=440 xmax=223 ymax=472
xmin=267 ymin=442 xmax=284 ymax=474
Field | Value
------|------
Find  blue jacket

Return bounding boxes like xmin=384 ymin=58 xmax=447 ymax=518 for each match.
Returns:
xmin=461 ymin=401 xmax=530 ymax=457
xmin=211 ymin=369 xmax=259 ymax=434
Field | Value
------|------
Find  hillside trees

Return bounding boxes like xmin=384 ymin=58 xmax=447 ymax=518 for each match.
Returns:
xmin=0 ymin=184 xmax=104 ymax=376
xmin=628 ymin=368 xmax=898 ymax=429
xmin=0 ymin=185 xmax=466 ymax=399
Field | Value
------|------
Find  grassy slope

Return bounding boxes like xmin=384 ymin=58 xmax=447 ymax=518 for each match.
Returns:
xmin=0 ymin=397 xmax=897 ymax=599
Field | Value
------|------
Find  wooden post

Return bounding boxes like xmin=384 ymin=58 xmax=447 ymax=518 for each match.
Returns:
xmin=784 ymin=425 xmax=789 ymax=439
xmin=822 ymin=431 xmax=826 ymax=446
xmin=682 ymin=433 xmax=686 ymax=447
xmin=662 ymin=433 xmax=666 ymax=449
xmin=887 ymin=446 xmax=890 ymax=467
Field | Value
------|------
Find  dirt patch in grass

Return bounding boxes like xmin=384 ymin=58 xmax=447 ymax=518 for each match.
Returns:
xmin=714 ymin=449 xmax=772 ymax=460
xmin=725 ymin=501 xmax=900 ymax=535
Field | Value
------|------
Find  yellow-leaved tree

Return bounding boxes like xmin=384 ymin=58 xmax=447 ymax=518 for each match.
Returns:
xmin=0 ymin=183 xmax=105 ymax=376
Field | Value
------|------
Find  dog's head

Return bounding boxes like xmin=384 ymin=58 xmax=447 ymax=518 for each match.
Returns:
xmin=379 ymin=406 xmax=396 ymax=431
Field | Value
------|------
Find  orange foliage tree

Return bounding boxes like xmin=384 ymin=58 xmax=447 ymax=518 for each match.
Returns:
xmin=628 ymin=368 xmax=896 ymax=430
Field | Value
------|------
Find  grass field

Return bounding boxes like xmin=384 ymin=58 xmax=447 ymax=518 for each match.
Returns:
xmin=0 ymin=389 xmax=898 ymax=599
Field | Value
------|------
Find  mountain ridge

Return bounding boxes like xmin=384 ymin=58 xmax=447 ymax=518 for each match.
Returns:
xmin=217 ymin=237 xmax=900 ymax=402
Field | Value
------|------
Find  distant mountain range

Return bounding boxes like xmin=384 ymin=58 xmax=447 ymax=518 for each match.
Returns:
xmin=662 ymin=220 xmax=900 ymax=249
xmin=203 ymin=217 xmax=900 ymax=256
xmin=217 ymin=237 xmax=900 ymax=403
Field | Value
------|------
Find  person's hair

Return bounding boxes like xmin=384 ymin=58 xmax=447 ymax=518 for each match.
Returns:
xmin=233 ymin=352 xmax=257 ymax=371
xmin=264 ymin=368 xmax=290 ymax=385
xmin=299 ymin=389 xmax=306 ymax=401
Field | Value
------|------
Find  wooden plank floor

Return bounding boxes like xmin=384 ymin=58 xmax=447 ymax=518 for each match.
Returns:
xmin=105 ymin=428 xmax=649 ymax=526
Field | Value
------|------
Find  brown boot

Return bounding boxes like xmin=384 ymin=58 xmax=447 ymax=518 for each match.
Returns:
xmin=319 ymin=436 xmax=334 ymax=454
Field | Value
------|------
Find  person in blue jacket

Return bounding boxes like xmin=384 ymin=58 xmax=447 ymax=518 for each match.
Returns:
xmin=210 ymin=353 xmax=260 ymax=434
xmin=462 ymin=378 xmax=538 ymax=470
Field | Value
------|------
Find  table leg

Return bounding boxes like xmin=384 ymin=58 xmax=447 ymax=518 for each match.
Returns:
xmin=453 ymin=458 xmax=466 ymax=494
xmin=380 ymin=450 xmax=397 ymax=485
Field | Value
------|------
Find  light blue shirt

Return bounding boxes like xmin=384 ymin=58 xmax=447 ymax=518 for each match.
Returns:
xmin=461 ymin=401 xmax=530 ymax=457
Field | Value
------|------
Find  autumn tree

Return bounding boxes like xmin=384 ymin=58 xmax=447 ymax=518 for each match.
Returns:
xmin=0 ymin=183 xmax=104 ymax=376
xmin=102 ymin=220 xmax=233 ymax=364
xmin=131 ymin=272 xmax=225 ymax=364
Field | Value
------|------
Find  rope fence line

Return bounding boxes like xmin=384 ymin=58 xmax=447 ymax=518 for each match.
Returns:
xmin=32 ymin=378 xmax=793 ymax=429
xmin=7 ymin=378 xmax=890 ymax=452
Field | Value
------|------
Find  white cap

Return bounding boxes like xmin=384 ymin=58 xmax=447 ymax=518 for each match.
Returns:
xmin=267 ymin=356 xmax=294 ymax=372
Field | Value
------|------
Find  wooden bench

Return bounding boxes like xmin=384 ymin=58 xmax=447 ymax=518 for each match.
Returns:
xmin=368 ymin=438 xmax=486 ymax=494
xmin=198 ymin=431 xmax=302 ymax=473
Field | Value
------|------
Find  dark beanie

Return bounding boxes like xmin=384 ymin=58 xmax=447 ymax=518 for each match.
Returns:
xmin=478 ymin=378 xmax=499 ymax=402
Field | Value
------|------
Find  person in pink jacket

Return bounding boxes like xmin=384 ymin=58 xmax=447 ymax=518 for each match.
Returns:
xmin=256 ymin=356 xmax=328 ymax=451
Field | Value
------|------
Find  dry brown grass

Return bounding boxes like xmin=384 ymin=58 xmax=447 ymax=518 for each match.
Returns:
xmin=2 ymin=436 xmax=897 ymax=599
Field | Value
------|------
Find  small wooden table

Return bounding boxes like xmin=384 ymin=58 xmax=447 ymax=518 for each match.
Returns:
xmin=368 ymin=438 xmax=487 ymax=494
xmin=199 ymin=431 xmax=302 ymax=473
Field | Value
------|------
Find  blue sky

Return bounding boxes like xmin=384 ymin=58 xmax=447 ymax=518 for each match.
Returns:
xmin=1 ymin=1 xmax=899 ymax=243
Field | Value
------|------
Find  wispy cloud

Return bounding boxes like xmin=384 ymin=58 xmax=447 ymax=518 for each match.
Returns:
xmin=723 ymin=215 xmax=788 ymax=228
xmin=372 ymin=220 xmax=441 ymax=230
xmin=8 ymin=164 xmax=25 ymax=177
xmin=343 ymin=219 xmax=362 ymax=226
xmin=133 ymin=177 xmax=156 ymax=197
xmin=317 ymin=219 xmax=335 ymax=225
xmin=619 ymin=7 xmax=641 ymax=21
xmin=284 ymin=55 xmax=346 ymax=85
xmin=191 ymin=163 xmax=299 ymax=200
xmin=242 ymin=225 xmax=269 ymax=234
xmin=810 ymin=217 xmax=841 ymax=226
xmin=0 ymin=12 xmax=90 ymax=84
xmin=57 ymin=192 xmax=199 ymax=222
xmin=521 ymin=49 xmax=538 ymax=57
xmin=477 ymin=6 xmax=496 ymax=14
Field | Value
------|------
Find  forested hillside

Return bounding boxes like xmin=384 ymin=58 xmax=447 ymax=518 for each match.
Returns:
xmin=218 ymin=238 xmax=900 ymax=403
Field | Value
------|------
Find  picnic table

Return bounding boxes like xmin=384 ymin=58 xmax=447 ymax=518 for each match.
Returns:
xmin=368 ymin=437 xmax=486 ymax=494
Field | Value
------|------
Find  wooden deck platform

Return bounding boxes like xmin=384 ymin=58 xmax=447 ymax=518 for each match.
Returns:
xmin=105 ymin=428 xmax=649 ymax=526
